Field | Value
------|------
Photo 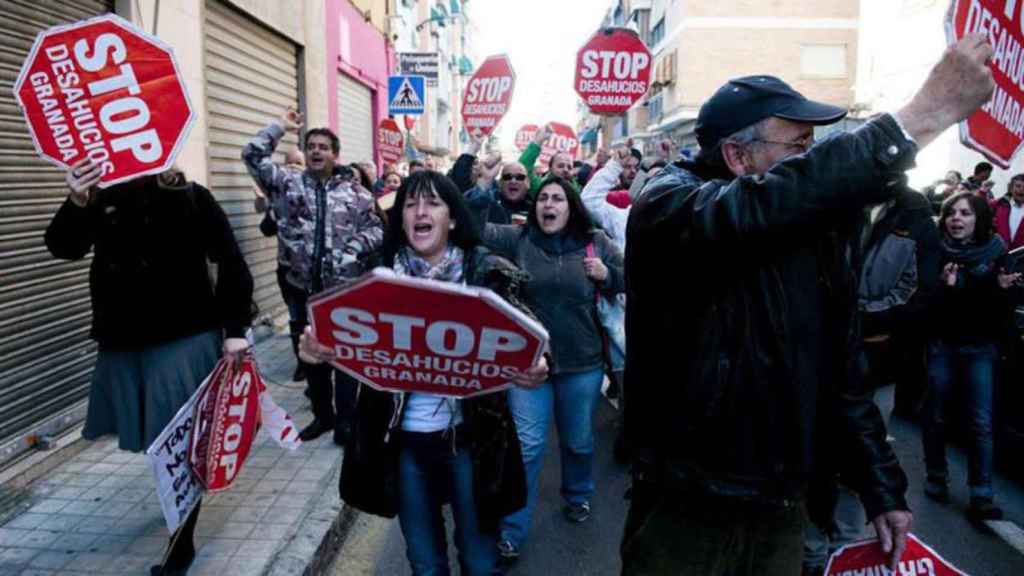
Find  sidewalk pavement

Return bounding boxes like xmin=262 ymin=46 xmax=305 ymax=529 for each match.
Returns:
xmin=0 ymin=332 xmax=351 ymax=576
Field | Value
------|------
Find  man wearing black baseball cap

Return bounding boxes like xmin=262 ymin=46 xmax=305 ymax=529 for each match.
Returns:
xmin=621 ymin=35 xmax=995 ymax=575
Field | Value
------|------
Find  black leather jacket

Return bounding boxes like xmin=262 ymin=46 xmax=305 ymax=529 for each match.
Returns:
xmin=339 ymin=246 xmax=529 ymax=533
xmin=623 ymin=114 xmax=912 ymax=522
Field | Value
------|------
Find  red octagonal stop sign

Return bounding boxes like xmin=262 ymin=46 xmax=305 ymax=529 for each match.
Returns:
xmin=377 ymin=118 xmax=404 ymax=166
xmin=14 ymin=14 xmax=195 ymax=187
xmin=515 ymin=124 xmax=539 ymax=151
xmin=539 ymin=122 xmax=580 ymax=166
xmin=462 ymin=55 xmax=516 ymax=139
xmin=947 ymin=0 xmax=1024 ymax=168
xmin=825 ymin=535 xmax=967 ymax=576
xmin=576 ymin=28 xmax=652 ymax=115
xmin=308 ymin=269 xmax=548 ymax=398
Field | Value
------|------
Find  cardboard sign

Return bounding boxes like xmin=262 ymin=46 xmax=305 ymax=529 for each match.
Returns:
xmin=575 ymin=28 xmax=652 ymax=115
xmin=13 ymin=14 xmax=195 ymax=188
xmin=308 ymin=268 xmax=548 ymax=398
xmin=378 ymin=118 xmax=404 ymax=166
xmin=146 ymin=374 xmax=208 ymax=533
xmin=947 ymin=0 xmax=1024 ymax=167
xmin=825 ymin=535 xmax=968 ymax=576
xmin=189 ymin=355 xmax=262 ymax=492
xmin=515 ymin=124 xmax=539 ymax=151
xmin=462 ymin=55 xmax=516 ymax=139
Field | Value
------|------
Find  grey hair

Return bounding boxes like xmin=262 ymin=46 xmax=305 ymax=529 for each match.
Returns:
xmin=724 ymin=118 xmax=770 ymax=147
xmin=707 ymin=117 xmax=771 ymax=167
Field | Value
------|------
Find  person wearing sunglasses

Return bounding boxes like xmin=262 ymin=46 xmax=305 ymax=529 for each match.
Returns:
xmin=465 ymin=161 xmax=534 ymax=230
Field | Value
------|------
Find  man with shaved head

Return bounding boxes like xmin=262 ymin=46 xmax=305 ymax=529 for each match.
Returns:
xmin=465 ymin=159 xmax=533 ymax=229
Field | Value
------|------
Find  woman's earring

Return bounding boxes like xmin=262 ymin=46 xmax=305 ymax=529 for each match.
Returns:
xmin=449 ymin=222 xmax=456 ymax=230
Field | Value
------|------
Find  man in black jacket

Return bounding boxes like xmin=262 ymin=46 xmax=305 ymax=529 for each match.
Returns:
xmin=621 ymin=35 xmax=994 ymax=575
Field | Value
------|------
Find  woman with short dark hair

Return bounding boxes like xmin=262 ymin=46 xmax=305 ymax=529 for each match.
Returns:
xmin=922 ymin=192 xmax=1022 ymax=523
xmin=300 ymin=171 xmax=547 ymax=576
xmin=482 ymin=175 xmax=625 ymax=562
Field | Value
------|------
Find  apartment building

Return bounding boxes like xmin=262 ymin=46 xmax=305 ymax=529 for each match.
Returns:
xmin=583 ymin=0 xmax=860 ymax=157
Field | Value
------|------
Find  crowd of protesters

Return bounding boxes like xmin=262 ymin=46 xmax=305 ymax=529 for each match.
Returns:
xmin=40 ymin=30 xmax=1024 ymax=576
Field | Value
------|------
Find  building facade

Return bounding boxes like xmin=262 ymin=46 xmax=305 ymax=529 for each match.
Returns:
xmin=0 ymin=0 xmax=479 ymax=468
xmin=583 ymin=0 xmax=860 ymax=157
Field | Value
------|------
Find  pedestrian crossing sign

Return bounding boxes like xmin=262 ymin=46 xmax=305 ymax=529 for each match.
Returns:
xmin=388 ymin=75 xmax=426 ymax=115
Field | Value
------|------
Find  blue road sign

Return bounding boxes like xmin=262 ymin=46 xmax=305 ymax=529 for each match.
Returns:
xmin=388 ymin=75 xmax=426 ymax=115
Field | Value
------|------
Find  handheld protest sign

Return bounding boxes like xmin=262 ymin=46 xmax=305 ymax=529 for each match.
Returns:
xmin=515 ymin=124 xmax=539 ymax=151
xmin=378 ymin=118 xmax=404 ymax=166
xmin=462 ymin=55 xmax=516 ymax=139
xmin=824 ymin=534 xmax=967 ymax=576
xmin=575 ymin=27 xmax=652 ymax=115
xmin=539 ymin=122 xmax=580 ymax=165
xmin=946 ymin=0 xmax=1024 ymax=168
xmin=189 ymin=355 xmax=262 ymax=492
xmin=146 ymin=371 xmax=211 ymax=533
xmin=308 ymin=268 xmax=549 ymax=398
xmin=13 ymin=13 xmax=195 ymax=188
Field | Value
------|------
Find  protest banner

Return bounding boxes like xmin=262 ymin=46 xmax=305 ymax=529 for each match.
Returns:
xmin=307 ymin=268 xmax=549 ymax=398
xmin=575 ymin=27 xmax=652 ymax=115
xmin=146 ymin=367 xmax=214 ymax=533
xmin=515 ymin=124 xmax=538 ymax=151
xmin=825 ymin=535 xmax=968 ymax=576
xmin=462 ymin=55 xmax=516 ymax=139
xmin=538 ymin=122 xmax=580 ymax=165
xmin=947 ymin=0 xmax=1024 ymax=167
xmin=13 ymin=13 xmax=194 ymax=187
xmin=378 ymin=118 xmax=404 ymax=166
xmin=189 ymin=354 xmax=262 ymax=492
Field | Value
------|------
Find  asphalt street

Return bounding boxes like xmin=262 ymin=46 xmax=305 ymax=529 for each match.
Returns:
xmin=331 ymin=387 xmax=1024 ymax=575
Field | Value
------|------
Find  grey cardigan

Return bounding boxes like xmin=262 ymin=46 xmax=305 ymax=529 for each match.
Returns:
xmin=483 ymin=224 xmax=625 ymax=375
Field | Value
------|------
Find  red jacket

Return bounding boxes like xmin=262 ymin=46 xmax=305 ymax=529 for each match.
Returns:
xmin=992 ymin=197 xmax=1024 ymax=250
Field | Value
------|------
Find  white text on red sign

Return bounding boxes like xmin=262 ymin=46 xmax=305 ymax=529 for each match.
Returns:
xmin=28 ymin=33 xmax=162 ymax=175
xmin=331 ymin=307 xmax=528 ymax=390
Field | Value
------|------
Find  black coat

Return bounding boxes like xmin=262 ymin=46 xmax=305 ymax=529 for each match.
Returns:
xmin=339 ymin=246 xmax=529 ymax=532
xmin=44 ymin=177 xmax=254 ymax=348
xmin=859 ymin=184 xmax=943 ymax=337
xmin=624 ymin=114 xmax=913 ymax=523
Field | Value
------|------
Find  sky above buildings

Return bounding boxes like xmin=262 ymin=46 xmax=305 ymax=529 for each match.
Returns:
xmin=472 ymin=0 xmax=609 ymax=151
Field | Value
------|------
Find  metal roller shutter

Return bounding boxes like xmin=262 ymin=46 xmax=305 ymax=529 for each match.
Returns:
xmin=336 ymin=73 xmax=375 ymax=165
xmin=204 ymin=0 xmax=299 ymax=327
xmin=0 ymin=0 xmax=113 ymax=463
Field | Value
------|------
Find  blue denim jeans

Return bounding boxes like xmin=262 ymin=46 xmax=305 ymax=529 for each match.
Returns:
xmin=500 ymin=368 xmax=604 ymax=548
xmin=921 ymin=340 xmax=997 ymax=499
xmin=397 ymin=430 xmax=498 ymax=576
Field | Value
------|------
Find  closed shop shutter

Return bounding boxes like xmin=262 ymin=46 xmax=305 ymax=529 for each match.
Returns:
xmin=0 ymin=0 xmax=114 ymax=463
xmin=204 ymin=0 xmax=299 ymax=327
xmin=336 ymin=73 xmax=375 ymax=165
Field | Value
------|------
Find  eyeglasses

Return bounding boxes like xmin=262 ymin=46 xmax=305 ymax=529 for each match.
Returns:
xmin=501 ymin=174 xmax=527 ymax=181
xmin=750 ymin=134 xmax=815 ymax=151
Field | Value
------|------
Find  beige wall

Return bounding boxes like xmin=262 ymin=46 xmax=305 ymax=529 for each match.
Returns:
xmin=115 ymin=0 xmax=330 ymax=184
xmin=304 ymin=0 xmax=329 ymax=129
xmin=684 ymin=0 xmax=857 ymax=19
xmin=641 ymin=0 xmax=858 ymax=134
xmin=677 ymin=28 xmax=858 ymax=110
xmin=350 ymin=0 xmax=391 ymax=36
xmin=222 ymin=0 xmax=304 ymax=43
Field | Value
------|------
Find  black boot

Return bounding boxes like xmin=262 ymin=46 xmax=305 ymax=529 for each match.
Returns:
xmin=289 ymin=321 xmax=308 ymax=382
xmin=151 ymin=503 xmax=200 ymax=575
xmin=299 ymin=419 xmax=333 ymax=441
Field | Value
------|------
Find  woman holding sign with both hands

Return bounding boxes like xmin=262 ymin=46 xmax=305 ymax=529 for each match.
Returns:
xmin=45 ymin=157 xmax=255 ymax=575
xmin=300 ymin=170 xmax=548 ymax=576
